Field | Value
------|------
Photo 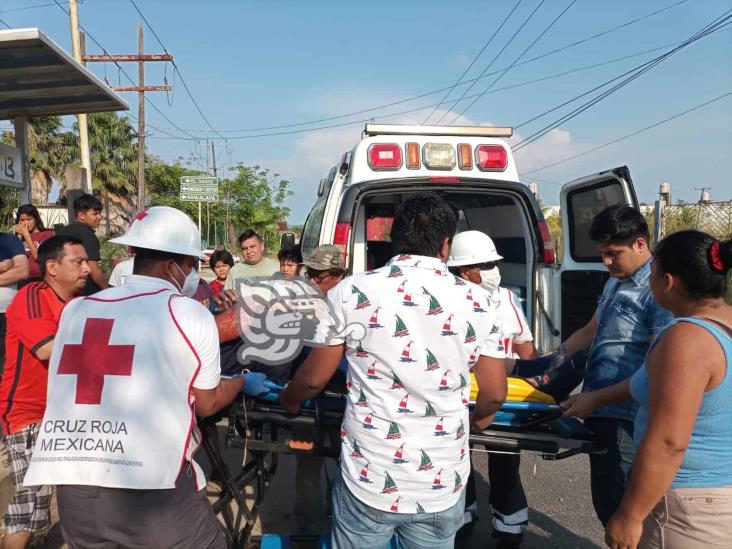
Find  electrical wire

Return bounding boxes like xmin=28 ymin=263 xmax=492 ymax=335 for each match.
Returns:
xmin=0 ymin=16 xmax=12 ymax=29
xmin=447 ymin=0 xmax=577 ymax=124
xmin=51 ymin=0 xmax=202 ymax=141
xmin=421 ymin=0 xmax=523 ymax=124
xmin=145 ymin=26 xmax=729 ymax=141
xmin=112 ymin=0 xmax=694 ymax=135
xmin=128 ymin=0 xmax=225 ymax=139
xmin=434 ymin=0 xmax=548 ymax=124
xmin=512 ymin=10 xmax=732 ymax=151
xmin=0 ymin=3 xmax=56 ymax=14
xmin=518 ymin=90 xmax=732 ymax=177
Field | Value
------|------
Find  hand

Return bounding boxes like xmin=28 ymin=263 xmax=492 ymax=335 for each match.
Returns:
xmin=560 ymin=392 xmax=599 ymax=419
xmin=214 ymin=289 xmax=238 ymax=313
xmin=278 ymin=390 xmax=300 ymax=414
xmin=241 ymin=372 xmax=270 ymax=397
xmin=605 ymin=511 xmax=643 ymax=549
xmin=14 ymin=224 xmax=30 ymax=239
xmin=0 ymin=259 xmax=12 ymax=274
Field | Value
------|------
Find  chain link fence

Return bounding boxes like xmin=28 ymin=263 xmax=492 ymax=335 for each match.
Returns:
xmin=658 ymin=201 xmax=732 ymax=240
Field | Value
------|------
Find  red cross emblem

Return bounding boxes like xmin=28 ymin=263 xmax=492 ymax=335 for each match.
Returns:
xmin=57 ymin=318 xmax=135 ymax=405
xmin=131 ymin=210 xmax=149 ymax=224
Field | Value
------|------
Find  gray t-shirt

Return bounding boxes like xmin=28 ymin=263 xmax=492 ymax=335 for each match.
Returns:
xmin=224 ymin=256 xmax=280 ymax=291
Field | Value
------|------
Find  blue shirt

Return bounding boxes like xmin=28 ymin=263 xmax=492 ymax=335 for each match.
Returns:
xmin=630 ymin=317 xmax=732 ymax=489
xmin=582 ymin=259 xmax=673 ymax=420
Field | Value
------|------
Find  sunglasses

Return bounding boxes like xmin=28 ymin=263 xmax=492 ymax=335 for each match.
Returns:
xmin=306 ymin=270 xmax=332 ymax=284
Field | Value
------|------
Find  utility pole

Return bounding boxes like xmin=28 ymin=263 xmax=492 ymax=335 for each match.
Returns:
xmin=68 ymin=0 xmax=92 ymax=193
xmin=83 ymin=25 xmax=172 ymax=212
xmin=209 ymin=142 xmax=217 ymax=244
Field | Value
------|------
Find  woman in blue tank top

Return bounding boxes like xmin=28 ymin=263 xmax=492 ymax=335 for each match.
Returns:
xmin=562 ymin=230 xmax=732 ymax=549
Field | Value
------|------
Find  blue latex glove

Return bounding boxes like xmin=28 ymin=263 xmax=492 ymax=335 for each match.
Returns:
xmin=241 ymin=372 xmax=270 ymax=397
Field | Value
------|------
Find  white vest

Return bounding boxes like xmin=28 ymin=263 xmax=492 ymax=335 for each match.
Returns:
xmin=25 ymin=285 xmax=203 ymax=489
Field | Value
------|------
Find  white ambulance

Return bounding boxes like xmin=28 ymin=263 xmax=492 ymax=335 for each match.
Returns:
xmin=300 ymin=124 xmax=639 ymax=352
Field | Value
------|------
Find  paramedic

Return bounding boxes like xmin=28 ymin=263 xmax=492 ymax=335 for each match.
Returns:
xmin=24 ymin=206 xmax=267 ymax=548
xmin=448 ymin=230 xmax=535 ymax=547
xmin=550 ymin=205 xmax=672 ymax=526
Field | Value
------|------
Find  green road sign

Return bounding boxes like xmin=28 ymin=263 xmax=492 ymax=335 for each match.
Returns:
xmin=179 ymin=176 xmax=219 ymax=202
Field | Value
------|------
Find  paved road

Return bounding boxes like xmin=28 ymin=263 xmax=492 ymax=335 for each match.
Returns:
xmin=241 ymin=442 xmax=605 ymax=548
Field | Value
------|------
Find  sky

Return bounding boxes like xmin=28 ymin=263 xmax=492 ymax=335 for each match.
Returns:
xmin=1 ymin=0 xmax=731 ymax=223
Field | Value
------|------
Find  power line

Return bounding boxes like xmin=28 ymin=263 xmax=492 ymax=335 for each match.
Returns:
xmin=51 ymin=0 xmax=202 ymax=141
xmin=518 ymin=90 xmax=732 ymax=176
xmin=127 ymin=0 xmax=225 ymax=139
xmin=0 ymin=16 xmax=12 ymax=29
xmin=140 ymin=0 xmax=694 ymax=135
xmin=0 ymin=3 xmax=56 ymax=13
xmin=434 ymin=0 xmax=548 ymax=124
xmin=144 ymin=26 xmax=728 ymax=142
xmin=421 ymin=0 xmax=523 ymax=124
xmin=512 ymin=10 xmax=732 ymax=151
xmin=447 ymin=0 xmax=577 ymax=124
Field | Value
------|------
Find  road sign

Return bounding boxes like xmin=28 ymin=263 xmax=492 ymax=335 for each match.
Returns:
xmin=179 ymin=176 xmax=219 ymax=202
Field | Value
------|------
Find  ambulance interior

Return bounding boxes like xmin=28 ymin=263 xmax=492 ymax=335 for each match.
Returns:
xmin=350 ymin=187 xmax=535 ymax=315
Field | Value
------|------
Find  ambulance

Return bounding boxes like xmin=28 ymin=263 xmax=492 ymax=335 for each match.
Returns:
xmin=299 ymin=124 xmax=639 ymax=352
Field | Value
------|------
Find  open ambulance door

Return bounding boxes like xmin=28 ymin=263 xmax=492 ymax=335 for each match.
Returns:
xmin=550 ymin=166 xmax=639 ymax=344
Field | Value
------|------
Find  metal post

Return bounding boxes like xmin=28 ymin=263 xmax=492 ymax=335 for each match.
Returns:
xmin=198 ymin=201 xmax=202 ymax=234
xmin=137 ymin=23 xmax=146 ymax=211
xmin=13 ymin=116 xmax=31 ymax=205
xmin=69 ymin=0 xmax=92 ymax=193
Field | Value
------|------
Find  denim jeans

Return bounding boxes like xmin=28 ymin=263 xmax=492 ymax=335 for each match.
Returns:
xmin=584 ymin=417 xmax=635 ymax=526
xmin=331 ymin=473 xmax=466 ymax=549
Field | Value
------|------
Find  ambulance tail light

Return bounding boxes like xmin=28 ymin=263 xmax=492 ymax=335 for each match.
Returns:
xmin=333 ymin=222 xmax=351 ymax=260
xmin=458 ymin=143 xmax=472 ymax=170
xmin=537 ymin=221 xmax=556 ymax=265
xmin=368 ymin=144 xmax=402 ymax=170
xmin=406 ymin=142 xmax=420 ymax=169
xmin=475 ymin=145 xmax=507 ymax=171
xmin=423 ymin=143 xmax=456 ymax=170
xmin=429 ymin=177 xmax=460 ymax=183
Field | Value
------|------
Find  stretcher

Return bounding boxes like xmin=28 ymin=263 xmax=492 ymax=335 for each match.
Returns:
xmin=205 ymin=376 xmax=604 ymax=548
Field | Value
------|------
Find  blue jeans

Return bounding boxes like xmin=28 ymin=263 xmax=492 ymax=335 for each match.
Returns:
xmin=584 ymin=417 xmax=635 ymax=526
xmin=331 ymin=473 xmax=466 ymax=549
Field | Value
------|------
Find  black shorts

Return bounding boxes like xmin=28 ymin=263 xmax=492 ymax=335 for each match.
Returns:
xmin=57 ymin=467 xmax=225 ymax=549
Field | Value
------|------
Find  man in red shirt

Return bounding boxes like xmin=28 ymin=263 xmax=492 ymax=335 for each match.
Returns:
xmin=0 ymin=235 xmax=90 ymax=549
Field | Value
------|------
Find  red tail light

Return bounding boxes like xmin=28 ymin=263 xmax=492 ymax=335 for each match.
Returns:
xmin=333 ymin=222 xmax=351 ymax=261
xmin=537 ymin=221 xmax=556 ymax=264
xmin=368 ymin=143 xmax=402 ymax=170
xmin=475 ymin=145 xmax=507 ymax=171
xmin=428 ymin=177 xmax=460 ymax=183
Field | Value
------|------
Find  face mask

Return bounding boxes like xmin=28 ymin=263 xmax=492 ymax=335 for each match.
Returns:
xmin=173 ymin=262 xmax=200 ymax=297
xmin=479 ymin=267 xmax=501 ymax=294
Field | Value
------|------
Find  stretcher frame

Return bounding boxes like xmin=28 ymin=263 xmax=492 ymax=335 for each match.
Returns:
xmin=204 ymin=390 xmax=604 ymax=548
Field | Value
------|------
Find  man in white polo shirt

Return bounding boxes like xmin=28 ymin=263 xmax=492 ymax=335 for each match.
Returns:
xmin=281 ymin=193 xmax=508 ymax=548
xmin=24 ymin=207 xmax=268 ymax=548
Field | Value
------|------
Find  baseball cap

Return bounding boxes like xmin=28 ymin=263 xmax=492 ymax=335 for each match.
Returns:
xmin=301 ymin=245 xmax=346 ymax=271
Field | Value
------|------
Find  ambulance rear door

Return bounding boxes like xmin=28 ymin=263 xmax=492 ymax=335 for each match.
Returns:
xmin=551 ymin=166 xmax=639 ymax=342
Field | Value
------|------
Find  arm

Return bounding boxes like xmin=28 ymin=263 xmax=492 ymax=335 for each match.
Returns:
xmin=514 ymin=341 xmax=538 ymax=360
xmin=0 ymin=254 xmax=29 ymax=286
xmin=560 ymin=378 xmax=633 ymax=419
xmin=87 ymin=260 xmax=109 ymax=290
xmin=192 ymin=377 xmax=245 ymax=417
xmin=15 ymin=225 xmax=37 ymax=258
xmin=280 ymin=344 xmax=345 ymax=413
xmin=471 ymin=354 xmax=508 ymax=430
xmin=605 ymin=324 xmax=715 ymax=547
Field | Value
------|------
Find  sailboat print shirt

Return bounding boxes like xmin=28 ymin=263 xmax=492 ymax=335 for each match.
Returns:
xmin=316 ymin=254 xmax=501 ymax=513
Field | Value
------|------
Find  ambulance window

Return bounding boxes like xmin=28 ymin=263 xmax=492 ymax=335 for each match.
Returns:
xmin=567 ymin=180 xmax=626 ymax=262
xmin=301 ymin=200 xmax=326 ymax=259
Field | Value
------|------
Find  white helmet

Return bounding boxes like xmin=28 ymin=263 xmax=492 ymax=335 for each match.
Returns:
xmin=110 ymin=206 xmax=204 ymax=258
xmin=447 ymin=230 xmax=503 ymax=267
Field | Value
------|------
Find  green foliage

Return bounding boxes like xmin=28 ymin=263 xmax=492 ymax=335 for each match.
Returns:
xmin=146 ymin=159 xmax=293 ymax=252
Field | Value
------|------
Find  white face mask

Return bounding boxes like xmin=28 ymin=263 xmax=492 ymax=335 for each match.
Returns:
xmin=479 ymin=267 xmax=501 ymax=294
xmin=172 ymin=262 xmax=200 ymax=297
